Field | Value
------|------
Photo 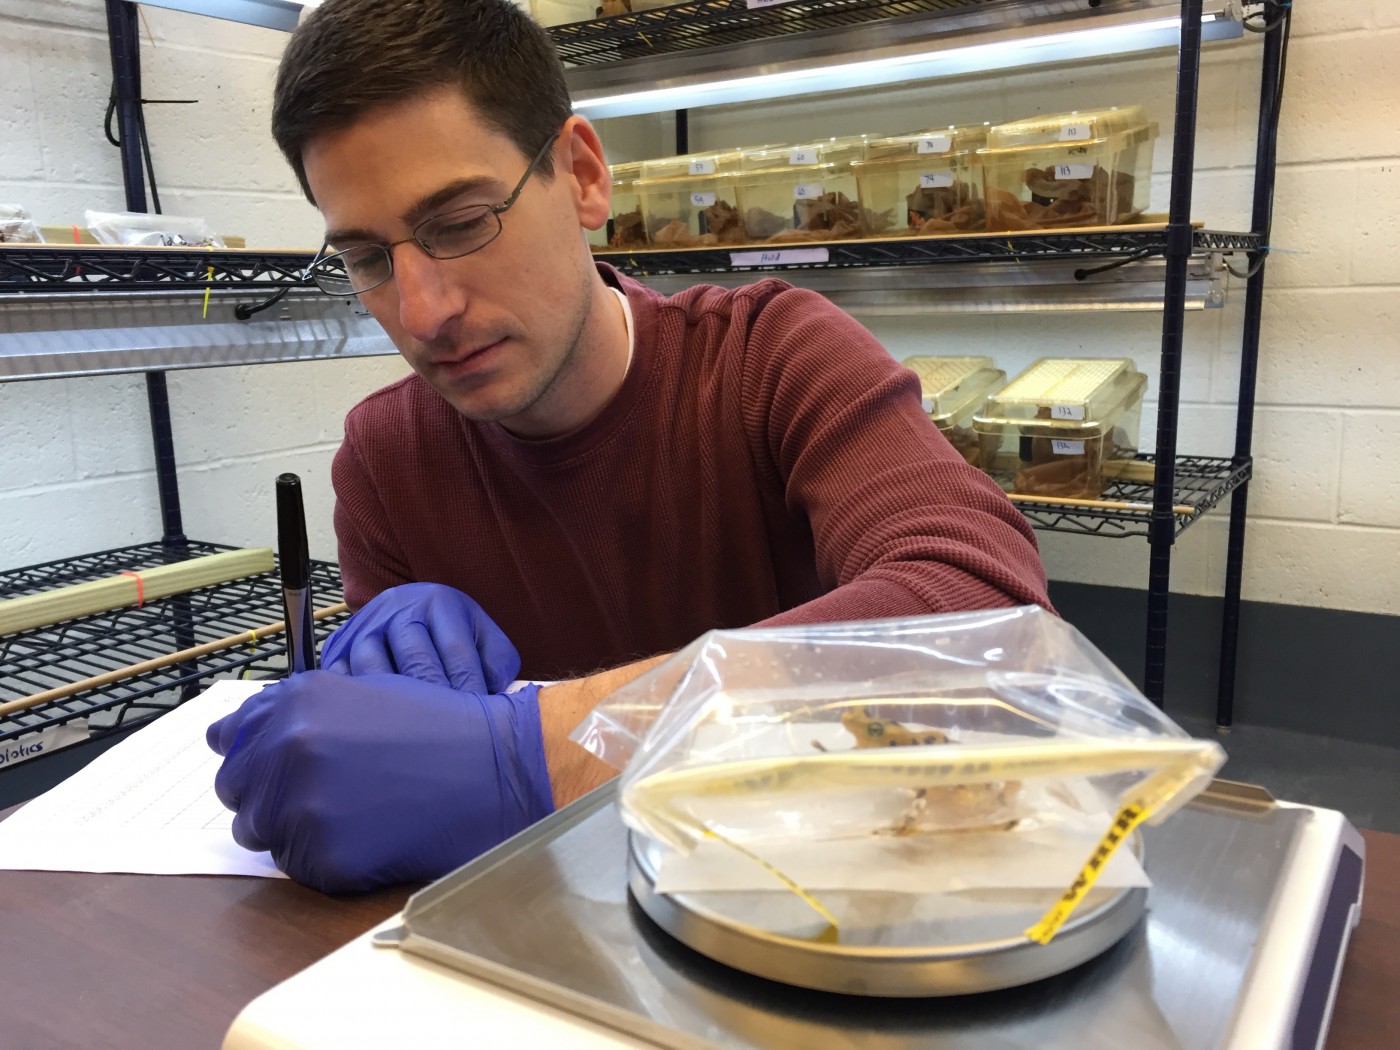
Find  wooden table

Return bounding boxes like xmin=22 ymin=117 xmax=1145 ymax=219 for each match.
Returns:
xmin=0 ymin=825 xmax=1394 ymax=1049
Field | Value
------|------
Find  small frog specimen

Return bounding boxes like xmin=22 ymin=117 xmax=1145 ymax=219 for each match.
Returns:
xmin=815 ymin=707 xmax=1020 ymax=836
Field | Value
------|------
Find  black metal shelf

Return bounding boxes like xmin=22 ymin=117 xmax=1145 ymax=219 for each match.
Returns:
xmin=551 ymin=0 xmax=1050 ymax=66
xmin=0 ymin=245 xmax=318 ymax=293
xmin=0 ymin=541 xmax=349 ymax=749
xmin=0 ymin=231 xmax=1262 ymax=291
xmin=599 ymin=227 xmax=1263 ymax=277
xmin=1009 ymin=454 xmax=1251 ymax=537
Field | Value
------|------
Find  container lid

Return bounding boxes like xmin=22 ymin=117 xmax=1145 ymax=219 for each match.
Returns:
xmin=610 ymin=161 xmax=645 ymax=187
xmin=902 ymin=356 xmax=1006 ymax=425
xmin=641 ymin=151 xmax=744 ymax=181
xmin=982 ymin=106 xmax=1156 ymax=155
xmin=858 ymin=125 xmax=988 ymax=165
xmin=974 ymin=358 xmax=1147 ymax=434
xmin=741 ymin=137 xmax=869 ymax=172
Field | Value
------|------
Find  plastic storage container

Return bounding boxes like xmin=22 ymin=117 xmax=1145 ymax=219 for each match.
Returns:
xmin=638 ymin=151 xmax=747 ymax=248
xmin=529 ymin=0 xmax=602 ymax=27
xmin=972 ymin=357 xmax=1148 ymax=499
xmin=736 ymin=137 xmax=882 ymax=243
xmin=606 ymin=161 xmax=648 ymax=250
xmin=852 ymin=126 xmax=988 ymax=236
xmin=902 ymin=356 xmax=1006 ymax=465
xmin=978 ymin=106 xmax=1158 ymax=232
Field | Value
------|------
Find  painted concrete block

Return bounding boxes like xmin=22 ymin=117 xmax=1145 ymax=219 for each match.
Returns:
xmin=1240 ymin=518 xmax=1400 ymax=614
xmin=1339 ymin=412 xmax=1400 ymax=528
xmin=1267 ymin=165 xmax=1361 ymax=289
xmin=1259 ymin=289 xmax=1400 ymax=407
xmin=1350 ymin=164 xmax=1400 ymax=285
xmin=0 ymin=381 xmax=74 ymax=490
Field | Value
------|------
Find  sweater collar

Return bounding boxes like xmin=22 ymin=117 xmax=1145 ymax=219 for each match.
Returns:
xmin=475 ymin=262 xmax=662 ymax=467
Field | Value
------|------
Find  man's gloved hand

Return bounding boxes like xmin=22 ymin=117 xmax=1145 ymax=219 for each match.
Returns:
xmin=321 ymin=582 xmax=520 ymax=693
xmin=206 ymin=670 xmax=553 ymax=893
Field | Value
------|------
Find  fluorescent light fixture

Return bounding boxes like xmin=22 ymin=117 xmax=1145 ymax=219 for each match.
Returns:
xmin=134 ymin=0 xmax=317 ymax=33
xmin=638 ymin=256 xmax=1228 ymax=316
xmin=571 ymin=7 xmax=1243 ymax=120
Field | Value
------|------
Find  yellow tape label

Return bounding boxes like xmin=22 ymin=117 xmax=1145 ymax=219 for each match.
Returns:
xmin=702 ymin=826 xmax=840 ymax=938
xmin=1024 ymin=799 xmax=1153 ymax=945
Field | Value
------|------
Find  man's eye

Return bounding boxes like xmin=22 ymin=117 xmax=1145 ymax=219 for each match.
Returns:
xmin=348 ymin=254 xmax=386 ymax=274
xmin=437 ymin=213 xmax=490 ymax=237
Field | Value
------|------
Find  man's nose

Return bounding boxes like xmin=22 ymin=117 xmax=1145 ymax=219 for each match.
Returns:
xmin=391 ymin=243 xmax=466 ymax=343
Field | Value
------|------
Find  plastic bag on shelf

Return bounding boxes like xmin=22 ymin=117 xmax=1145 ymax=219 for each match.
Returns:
xmin=84 ymin=209 xmax=225 ymax=248
xmin=0 ymin=204 xmax=43 ymax=243
xmin=572 ymin=606 xmax=1225 ymax=942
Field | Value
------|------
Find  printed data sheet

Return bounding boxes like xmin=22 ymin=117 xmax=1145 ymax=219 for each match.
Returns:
xmin=0 ymin=679 xmax=284 ymax=878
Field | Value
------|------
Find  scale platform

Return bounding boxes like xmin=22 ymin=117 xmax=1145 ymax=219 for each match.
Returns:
xmin=224 ymin=781 xmax=1364 ymax=1050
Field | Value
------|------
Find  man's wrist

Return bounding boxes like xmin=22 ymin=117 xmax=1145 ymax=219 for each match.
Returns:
xmin=536 ymin=654 xmax=670 ymax=810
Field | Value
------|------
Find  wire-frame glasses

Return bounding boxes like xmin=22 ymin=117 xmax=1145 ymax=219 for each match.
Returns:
xmin=306 ymin=132 xmax=561 ymax=296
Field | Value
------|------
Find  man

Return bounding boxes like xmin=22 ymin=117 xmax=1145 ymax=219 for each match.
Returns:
xmin=208 ymin=0 xmax=1052 ymax=893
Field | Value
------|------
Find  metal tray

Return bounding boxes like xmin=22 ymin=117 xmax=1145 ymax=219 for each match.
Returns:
xmin=627 ymin=829 xmax=1146 ymax=997
xmin=378 ymin=782 xmax=1313 ymax=1050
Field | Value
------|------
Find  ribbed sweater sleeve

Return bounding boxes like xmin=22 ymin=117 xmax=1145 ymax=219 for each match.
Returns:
xmin=738 ymin=285 xmax=1051 ymax=623
xmin=331 ymin=390 xmax=417 ymax=610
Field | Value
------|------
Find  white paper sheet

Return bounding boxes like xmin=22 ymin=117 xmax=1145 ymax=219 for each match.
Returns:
xmin=0 ymin=678 xmax=285 ymax=878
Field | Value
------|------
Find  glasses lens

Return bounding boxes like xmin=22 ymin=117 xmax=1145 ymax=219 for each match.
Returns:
xmin=314 ymin=246 xmax=392 ymax=295
xmin=418 ymin=205 xmax=501 ymax=260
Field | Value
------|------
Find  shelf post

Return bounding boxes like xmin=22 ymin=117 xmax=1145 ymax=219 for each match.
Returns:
xmin=1145 ymin=0 xmax=1206 ymax=707
xmin=105 ymin=0 xmax=188 ymax=553
xmin=1217 ymin=5 xmax=1287 ymax=729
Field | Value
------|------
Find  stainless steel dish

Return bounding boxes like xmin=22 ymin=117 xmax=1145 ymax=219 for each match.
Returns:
xmin=627 ymin=829 xmax=1147 ymax=997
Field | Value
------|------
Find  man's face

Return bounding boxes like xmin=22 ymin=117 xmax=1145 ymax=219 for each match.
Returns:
xmin=302 ymin=88 xmax=605 ymax=433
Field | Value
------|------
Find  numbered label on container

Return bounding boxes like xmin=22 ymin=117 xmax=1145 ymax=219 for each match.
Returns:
xmin=1055 ymin=163 xmax=1095 ymax=180
xmin=916 ymin=135 xmax=952 ymax=154
xmin=919 ymin=172 xmax=955 ymax=189
xmin=1051 ymin=404 xmax=1086 ymax=421
xmin=687 ymin=158 xmax=716 ymax=176
xmin=689 ymin=191 xmax=717 ymax=207
xmin=794 ymin=182 xmax=825 ymax=200
xmin=730 ymin=247 xmax=831 ymax=267
xmin=1059 ymin=123 xmax=1092 ymax=142
xmin=789 ymin=147 xmax=819 ymax=166
xmin=1051 ymin=439 xmax=1086 ymax=455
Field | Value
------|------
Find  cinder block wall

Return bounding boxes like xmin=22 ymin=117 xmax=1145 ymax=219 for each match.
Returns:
xmin=1 ymin=0 xmax=1397 ymax=620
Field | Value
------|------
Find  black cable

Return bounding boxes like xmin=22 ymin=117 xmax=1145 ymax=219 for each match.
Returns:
xmin=1224 ymin=253 xmax=1267 ymax=280
xmin=135 ymin=104 xmax=162 ymax=214
xmin=104 ymin=84 xmax=193 ymax=213
xmin=1224 ymin=1 xmax=1291 ymax=281
xmin=104 ymin=90 xmax=120 ymax=147
xmin=1243 ymin=1 xmax=1289 ymax=34
xmin=1074 ymin=249 xmax=1153 ymax=281
xmin=234 ymin=285 xmax=293 ymax=320
xmin=1258 ymin=1 xmax=1291 ymax=239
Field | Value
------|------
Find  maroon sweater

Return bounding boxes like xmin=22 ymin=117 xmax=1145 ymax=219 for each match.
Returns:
xmin=332 ymin=265 xmax=1051 ymax=680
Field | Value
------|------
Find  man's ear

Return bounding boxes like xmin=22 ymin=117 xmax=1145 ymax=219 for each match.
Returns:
xmin=559 ymin=115 xmax=612 ymax=232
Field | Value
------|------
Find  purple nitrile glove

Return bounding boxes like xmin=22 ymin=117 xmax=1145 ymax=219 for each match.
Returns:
xmin=321 ymin=582 xmax=520 ymax=693
xmin=206 ymin=670 xmax=553 ymax=893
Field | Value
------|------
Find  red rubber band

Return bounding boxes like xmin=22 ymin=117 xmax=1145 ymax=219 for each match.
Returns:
xmin=120 ymin=571 xmax=145 ymax=607
xmin=72 ymin=225 xmax=82 ymax=244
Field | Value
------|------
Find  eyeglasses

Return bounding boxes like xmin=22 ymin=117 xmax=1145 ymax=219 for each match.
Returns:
xmin=306 ymin=132 xmax=561 ymax=296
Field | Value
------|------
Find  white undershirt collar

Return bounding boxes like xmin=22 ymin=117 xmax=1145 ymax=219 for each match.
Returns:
xmin=609 ymin=285 xmax=634 ymax=377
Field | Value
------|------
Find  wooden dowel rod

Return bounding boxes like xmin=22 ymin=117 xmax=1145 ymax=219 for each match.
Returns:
xmin=0 ymin=602 xmax=349 ymax=718
xmin=1007 ymin=493 xmax=1195 ymax=515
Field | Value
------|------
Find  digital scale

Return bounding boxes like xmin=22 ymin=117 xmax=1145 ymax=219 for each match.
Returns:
xmin=223 ymin=780 xmax=1363 ymax=1050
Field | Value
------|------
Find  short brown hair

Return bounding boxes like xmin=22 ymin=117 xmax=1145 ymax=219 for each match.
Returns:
xmin=272 ymin=0 xmax=573 ymax=204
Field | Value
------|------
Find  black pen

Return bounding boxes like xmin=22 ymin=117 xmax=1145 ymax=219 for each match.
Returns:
xmin=276 ymin=473 xmax=317 ymax=674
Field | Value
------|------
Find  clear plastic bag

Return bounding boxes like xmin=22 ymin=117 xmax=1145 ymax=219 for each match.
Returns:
xmin=572 ymin=606 xmax=1225 ymax=942
xmin=84 ymin=209 xmax=225 ymax=248
xmin=0 ymin=204 xmax=43 ymax=243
